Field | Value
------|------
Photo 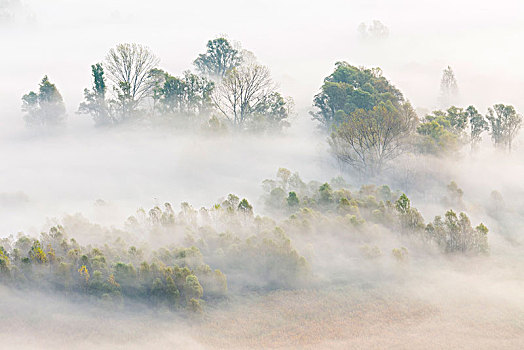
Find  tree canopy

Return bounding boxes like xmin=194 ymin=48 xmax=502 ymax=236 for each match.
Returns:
xmin=486 ymin=104 xmax=522 ymax=152
xmin=329 ymin=101 xmax=418 ymax=176
xmin=21 ymin=76 xmax=66 ymax=128
xmin=104 ymin=43 xmax=160 ymax=121
xmin=212 ymin=63 xmax=291 ymax=132
xmin=78 ymin=63 xmax=112 ymax=126
xmin=194 ymin=37 xmax=243 ymax=80
xmin=312 ymin=61 xmax=404 ymax=130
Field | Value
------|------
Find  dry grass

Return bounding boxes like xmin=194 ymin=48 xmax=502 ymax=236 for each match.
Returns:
xmin=193 ymin=285 xmax=524 ymax=349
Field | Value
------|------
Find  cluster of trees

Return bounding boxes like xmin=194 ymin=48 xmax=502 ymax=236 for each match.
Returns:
xmin=22 ymin=37 xmax=292 ymax=133
xmin=312 ymin=62 xmax=522 ymax=176
xmin=22 ymin=76 xmax=66 ymax=128
xmin=357 ymin=20 xmax=390 ymax=40
xmin=0 ymin=170 xmax=491 ymax=313
xmin=417 ymin=104 xmax=522 ymax=154
xmin=125 ymin=195 xmax=310 ymax=291
xmin=312 ymin=61 xmax=418 ymax=176
xmin=0 ymin=226 xmax=227 ymax=312
xmin=262 ymin=168 xmax=489 ymax=255
xmin=395 ymin=194 xmax=488 ymax=254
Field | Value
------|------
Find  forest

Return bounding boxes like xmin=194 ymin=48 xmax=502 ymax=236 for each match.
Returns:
xmin=1 ymin=1 xmax=523 ymax=349
xmin=5 ymin=36 xmax=507 ymax=313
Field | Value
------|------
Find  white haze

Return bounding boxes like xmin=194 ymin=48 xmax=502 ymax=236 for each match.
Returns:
xmin=1 ymin=0 xmax=523 ymax=232
xmin=1 ymin=1 xmax=524 ymax=349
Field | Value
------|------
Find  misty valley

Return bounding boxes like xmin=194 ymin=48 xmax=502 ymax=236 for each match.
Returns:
xmin=1 ymin=1 xmax=524 ymax=348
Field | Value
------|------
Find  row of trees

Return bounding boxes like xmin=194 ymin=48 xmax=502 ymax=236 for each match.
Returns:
xmin=312 ymin=62 xmax=522 ymax=176
xmin=0 ymin=226 xmax=226 ymax=312
xmin=262 ymin=169 xmax=489 ymax=255
xmin=417 ymin=104 xmax=522 ymax=154
xmin=22 ymin=38 xmax=292 ymax=132
xmin=395 ymin=194 xmax=488 ymax=254
xmin=0 ymin=171 xmax=491 ymax=314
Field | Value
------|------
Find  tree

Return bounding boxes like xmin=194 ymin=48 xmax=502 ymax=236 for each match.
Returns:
xmin=152 ymin=69 xmax=214 ymax=118
xmin=416 ymin=106 xmax=468 ymax=155
xmin=165 ymin=275 xmax=180 ymax=308
xmin=287 ymin=192 xmax=299 ymax=208
xmin=78 ymin=265 xmax=90 ymax=286
xmin=22 ymin=76 xmax=66 ymax=128
xmin=184 ymin=274 xmax=203 ymax=302
xmin=250 ymin=92 xmax=292 ymax=132
xmin=311 ymin=61 xmax=404 ymax=130
xmin=238 ymin=198 xmax=253 ymax=215
xmin=486 ymin=104 xmax=522 ymax=152
xmin=395 ymin=194 xmax=424 ymax=233
xmin=357 ymin=20 xmax=390 ymax=40
xmin=104 ymin=43 xmax=159 ymax=122
xmin=427 ymin=210 xmax=488 ymax=254
xmin=438 ymin=66 xmax=459 ymax=108
xmin=212 ymin=63 xmax=290 ymax=131
xmin=78 ymin=63 xmax=113 ymax=126
xmin=329 ymin=102 xmax=417 ymax=176
xmin=465 ymin=105 xmax=488 ymax=150
xmin=194 ymin=37 xmax=242 ymax=79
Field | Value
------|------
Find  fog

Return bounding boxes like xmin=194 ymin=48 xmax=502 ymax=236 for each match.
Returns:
xmin=1 ymin=0 xmax=524 ymax=349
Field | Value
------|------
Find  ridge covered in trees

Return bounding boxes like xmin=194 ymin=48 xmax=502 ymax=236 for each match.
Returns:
xmin=0 ymin=171 xmax=489 ymax=314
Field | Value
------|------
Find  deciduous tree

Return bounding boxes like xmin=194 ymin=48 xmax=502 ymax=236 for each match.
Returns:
xmin=486 ymin=104 xmax=522 ymax=152
xmin=194 ymin=37 xmax=243 ymax=79
xmin=312 ymin=62 xmax=404 ymax=130
xmin=104 ymin=43 xmax=159 ymax=121
xmin=330 ymin=102 xmax=417 ymax=176
xmin=212 ymin=63 xmax=290 ymax=131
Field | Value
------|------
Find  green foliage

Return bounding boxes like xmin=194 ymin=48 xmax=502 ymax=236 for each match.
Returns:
xmin=392 ymin=247 xmax=408 ymax=262
xmin=465 ymin=105 xmax=488 ymax=149
xmin=184 ymin=274 xmax=203 ymax=301
xmin=194 ymin=37 xmax=242 ymax=79
xmin=262 ymin=170 xmax=488 ymax=257
xmin=152 ymin=69 xmax=214 ymax=119
xmin=426 ymin=211 xmax=489 ymax=254
xmin=287 ymin=192 xmax=299 ymax=208
xmin=486 ymin=104 xmax=522 ymax=152
xmin=330 ymin=102 xmax=418 ymax=176
xmin=22 ymin=76 xmax=66 ymax=128
xmin=248 ymin=92 xmax=292 ymax=133
xmin=238 ymin=199 xmax=253 ymax=215
xmin=417 ymin=104 xmax=521 ymax=154
xmin=311 ymin=61 xmax=404 ymax=130
xmin=416 ymin=107 xmax=467 ymax=155
xmin=0 ymin=225 xmax=227 ymax=312
xmin=318 ymin=183 xmax=334 ymax=204
xmin=78 ymin=63 xmax=112 ymax=126
xmin=395 ymin=194 xmax=424 ymax=233
xmin=0 ymin=169 xmax=492 ymax=316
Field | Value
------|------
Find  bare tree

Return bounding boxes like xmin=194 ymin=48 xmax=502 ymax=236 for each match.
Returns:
xmin=212 ymin=63 xmax=275 ymax=128
xmin=105 ymin=43 xmax=159 ymax=121
xmin=329 ymin=102 xmax=417 ymax=177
